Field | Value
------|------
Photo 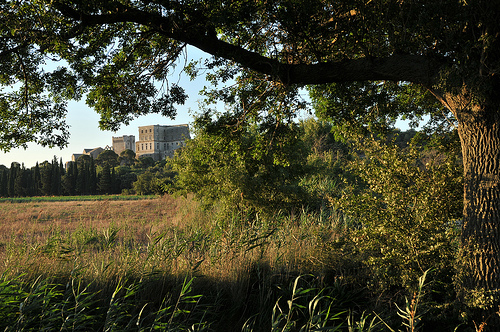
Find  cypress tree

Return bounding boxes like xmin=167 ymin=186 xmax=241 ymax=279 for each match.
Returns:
xmin=62 ymin=161 xmax=75 ymax=195
xmin=8 ymin=162 xmax=19 ymax=197
xmin=60 ymin=157 xmax=65 ymax=177
xmin=33 ymin=162 xmax=41 ymax=196
xmin=72 ymin=161 xmax=78 ymax=194
xmin=76 ymin=160 xmax=86 ymax=194
xmin=51 ymin=156 xmax=60 ymax=195
xmin=14 ymin=164 xmax=25 ymax=197
xmin=40 ymin=161 xmax=52 ymax=196
xmin=2 ymin=170 xmax=7 ymax=197
xmin=0 ymin=170 xmax=3 ymax=197
xmin=111 ymin=166 xmax=120 ymax=194
xmin=89 ymin=157 xmax=97 ymax=194
xmin=98 ymin=164 xmax=112 ymax=194
xmin=0 ymin=169 xmax=6 ymax=197
xmin=24 ymin=167 xmax=34 ymax=196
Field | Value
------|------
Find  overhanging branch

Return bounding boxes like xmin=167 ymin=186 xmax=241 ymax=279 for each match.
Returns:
xmin=53 ymin=2 xmax=442 ymax=87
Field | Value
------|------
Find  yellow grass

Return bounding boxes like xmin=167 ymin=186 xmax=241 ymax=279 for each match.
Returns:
xmin=0 ymin=195 xmax=341 ymax=292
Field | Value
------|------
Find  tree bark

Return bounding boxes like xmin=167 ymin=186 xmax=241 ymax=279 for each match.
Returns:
xmin=457 ymin=106 xmax=500 ymax=325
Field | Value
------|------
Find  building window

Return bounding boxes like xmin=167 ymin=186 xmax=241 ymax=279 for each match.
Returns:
xmin=141 ymin=144 xmax=144 ymax=150
xmin=150 ymin=143 xmax=152 ymax=150
xmin=149 ymin=129 xmax=152 ymax=133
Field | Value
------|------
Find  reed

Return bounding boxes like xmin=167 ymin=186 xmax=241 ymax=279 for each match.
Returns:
xmin=0 ymin=194 xmax=464 ymax=331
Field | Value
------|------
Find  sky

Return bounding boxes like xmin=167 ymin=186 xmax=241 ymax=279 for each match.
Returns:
xmin=1 ymin=98 xmax=195 ymax=169
xmin=0 ymin=46 xmax=317 ymax=168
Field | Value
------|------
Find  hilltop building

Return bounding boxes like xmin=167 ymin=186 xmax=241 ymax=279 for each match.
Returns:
xmin=135 ymin=124 xmax=190 ymax=161
xmin=112 ymin=135 xmax=136 ymax=156
xmin=71 ymin=147 xmax=105 ymax=162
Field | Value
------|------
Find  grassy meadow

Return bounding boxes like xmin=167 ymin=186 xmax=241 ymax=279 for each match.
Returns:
xmin=0 ymin=195 xmax=361 ymax=331
xmin=0 ymin=194 xmax=465 ymax=331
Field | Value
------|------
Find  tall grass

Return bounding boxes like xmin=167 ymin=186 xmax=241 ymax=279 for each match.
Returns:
xmin=0 ymin=195 xmax=463 ymax=331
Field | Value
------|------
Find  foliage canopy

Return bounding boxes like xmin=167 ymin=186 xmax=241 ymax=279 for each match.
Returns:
xmin=3 ymin=0 xmax=490 ymax=149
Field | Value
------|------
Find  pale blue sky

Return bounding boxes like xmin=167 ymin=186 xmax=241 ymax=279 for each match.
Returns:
xmin=1 ymin=97 xmax=196 ymax=168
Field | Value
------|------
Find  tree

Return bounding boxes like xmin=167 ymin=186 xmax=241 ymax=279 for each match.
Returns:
xmin=8 ymin=162 xmax=20 ymax=197
xmin=134 ymin=156 xmax=155 ymax=169
xmin=171 ymin=111 xmax=308 ymax=213
xmin=336 ymin=135 xmax=462 ymax=293
xmin=132 ymin=171 xmax=156 ymax=195
xmin=119 ymin=149 xmax=136 ymax=166
xmin=96 ymin=150 xmax=119 ymax=168
xmin=51 ymin=156 xmax=61 ymax=195
xmin=13 ymin=164 xmax=25 ymax=197
xmin=0 ymin=168 xmax=8 ymax=197
xmin=98 ymin=164 xmax=112 ymax=194
xmin=40 ymin=161 xmax=53 ymax=196
xmin=115 ymin=166 xmax=137 ymax=193
xmin=33 ymin=162 xmax=41 ymax=196
xmin=1 ymin=0 xmax=500 ymax=322
xmin=62 ymin=161 xmax=76 ymax=195
xmin=89 ymin=156 xmax=97 ymax=194
xmin=76 ymin=155 xmax=93 ymax=194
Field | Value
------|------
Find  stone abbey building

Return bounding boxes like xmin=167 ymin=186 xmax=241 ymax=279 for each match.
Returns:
xmin=135 ymin=124 xmax=190 ymax=161
xmin=69 ymin=124 xmax=190 ymax=167
xmin=112 ymin=135 xmax=136 ymax=156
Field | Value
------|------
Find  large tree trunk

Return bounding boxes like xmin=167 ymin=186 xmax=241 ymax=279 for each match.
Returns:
xmin=457 ymin=110 xmax=500 ymax=325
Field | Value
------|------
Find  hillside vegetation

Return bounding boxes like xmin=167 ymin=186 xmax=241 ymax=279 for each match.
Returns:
xmin=0 ymin=118 xmax=471 ymax=331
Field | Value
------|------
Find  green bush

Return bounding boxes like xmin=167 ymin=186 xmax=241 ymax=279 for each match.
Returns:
xmin=334 ymin=135 xmax=462 ymax=292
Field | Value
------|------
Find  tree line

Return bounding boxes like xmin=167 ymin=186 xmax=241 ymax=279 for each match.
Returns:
xmin=0 ymin=149 xmax=171 ymax=197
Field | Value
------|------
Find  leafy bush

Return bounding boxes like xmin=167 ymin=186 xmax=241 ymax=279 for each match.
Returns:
xmin=334 ymin=135 xmax=462 ymax=292
xmin=132 ymin=163 xmax=176 ymax=195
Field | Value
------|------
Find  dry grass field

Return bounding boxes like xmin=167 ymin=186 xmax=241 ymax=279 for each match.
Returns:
xmin=0 ymin=194 xmax=341 ymax=293
xmin=0 ymin=196 xmax=211 ymax=280
xmin=0 ymin=195 xmax=356 ymax=331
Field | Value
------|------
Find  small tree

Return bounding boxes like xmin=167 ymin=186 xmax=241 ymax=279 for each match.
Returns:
xmin=96 ymin=150 xmax=119 ymax=168
xmin=119 ymin=149 xmax=136 ymax=166
xmin=171 ymin=111 xmax=308 ymax=213
xmin=132 ymin=171 xmax=156 ymax=195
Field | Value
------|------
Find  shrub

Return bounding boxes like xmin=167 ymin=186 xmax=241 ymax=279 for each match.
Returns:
xmin=334 ymin=135 xmax=462 ymax=292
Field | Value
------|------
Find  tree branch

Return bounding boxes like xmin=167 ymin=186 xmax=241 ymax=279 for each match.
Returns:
xmin=184 ymin=36 xmax=442 ymax=86
xmin=53 ymin=3 xmax=443 ymax=86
